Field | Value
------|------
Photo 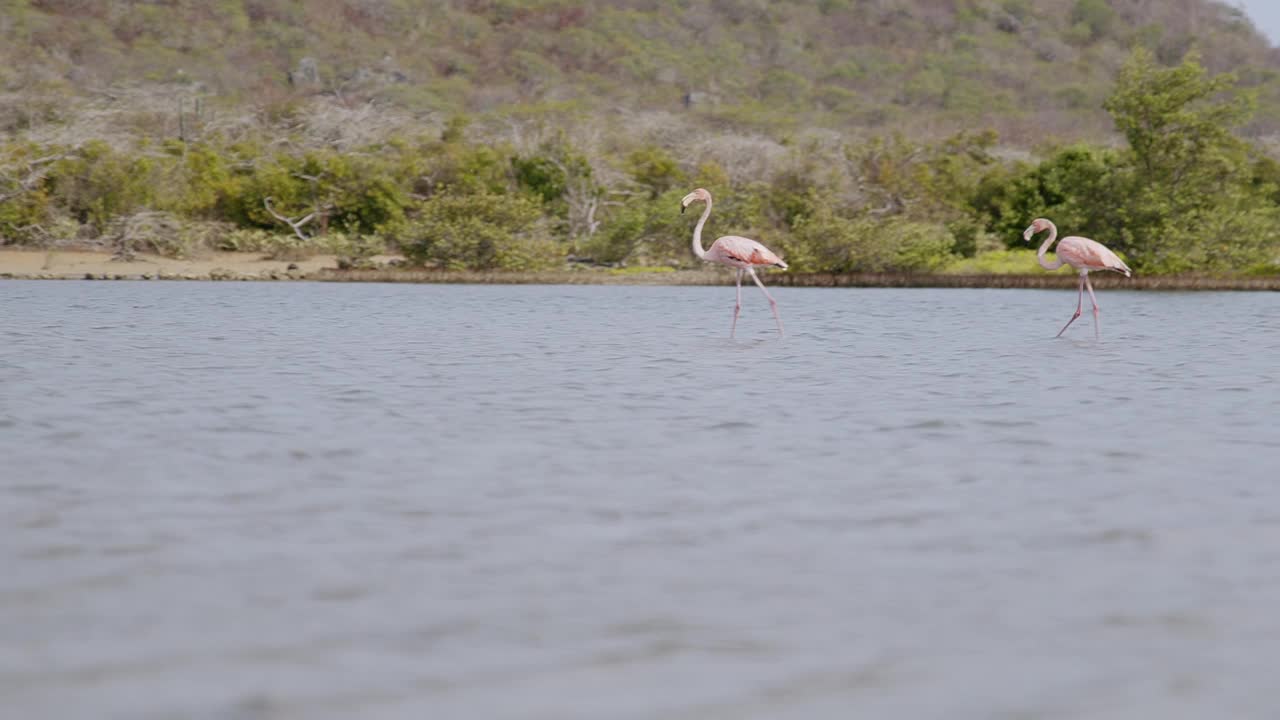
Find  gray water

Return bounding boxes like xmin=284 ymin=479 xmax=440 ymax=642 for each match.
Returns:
xmin=2 ymin=280 xmax=1279 ymax=720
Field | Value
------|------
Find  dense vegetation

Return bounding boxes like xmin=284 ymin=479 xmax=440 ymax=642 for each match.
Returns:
xmin=3 ymin=1 xmax=1280 ymax=274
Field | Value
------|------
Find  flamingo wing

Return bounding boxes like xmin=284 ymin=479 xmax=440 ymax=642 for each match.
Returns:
xmin=1058 ymin=236 xmax=1131 ymax=277
xmin=710 ymin=236 xmax=788 ymax=269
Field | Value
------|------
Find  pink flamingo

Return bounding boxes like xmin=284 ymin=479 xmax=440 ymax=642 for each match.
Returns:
xmin=682 ymin=188 xmax=788 ymax=337
xmin=1024 ymin=218 xmax=1131 ymax=339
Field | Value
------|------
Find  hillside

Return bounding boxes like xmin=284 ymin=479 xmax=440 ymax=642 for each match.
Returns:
xmin=3 ymin=1 xmax=1280 ymax=277
xmin=4 ymin=0 xmax=1279 ymax=147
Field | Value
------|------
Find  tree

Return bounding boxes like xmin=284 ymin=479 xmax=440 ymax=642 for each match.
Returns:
xmin=1104 ymin=48 xmax=1253 ymax=189
xmin=1099 ymin=49 xmax=1275 ymax=272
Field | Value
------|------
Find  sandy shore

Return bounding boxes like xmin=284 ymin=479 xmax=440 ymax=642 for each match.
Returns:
xmin=2 ymin=249 xmax=1278 ymax=289
xmin=0 ymin=248 xmax=349 ymax=280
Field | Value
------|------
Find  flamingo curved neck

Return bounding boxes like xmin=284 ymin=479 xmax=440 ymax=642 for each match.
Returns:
xmin=691 ymin=198 xmax=711 ymax=260
xmin=1037 ymin=221 xmax=1064 ymax=271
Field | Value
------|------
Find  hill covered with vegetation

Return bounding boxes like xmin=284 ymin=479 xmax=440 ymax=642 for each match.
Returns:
xmin=3 ymin=0 xmax=1280 ymax=275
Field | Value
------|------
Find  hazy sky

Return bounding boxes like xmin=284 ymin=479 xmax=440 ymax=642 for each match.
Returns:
xmin=1237 ymin=0 xmax=1280 ymax=45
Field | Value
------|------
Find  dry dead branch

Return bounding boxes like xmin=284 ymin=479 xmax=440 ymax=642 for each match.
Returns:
xmin=263 ymin=197 xmax=319 ymax=241
xmin=0 ymin=152 xmax=76 ymax=203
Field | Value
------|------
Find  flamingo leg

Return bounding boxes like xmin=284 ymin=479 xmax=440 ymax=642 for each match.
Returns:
xmin=748 ymin=269 xmax=784 ymax=336
xmin=1084 ymin=273 xmax=1100 ymax=340
xmin=1056 ymin=273 xmax=1085 ymax=338
xmin=731 ymin=269 xmax=743 ymax=338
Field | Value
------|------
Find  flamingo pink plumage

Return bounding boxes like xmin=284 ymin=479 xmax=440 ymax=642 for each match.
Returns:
xmin=682 ymin=188 xmax=787 ymax=337
xmin=1024 ymin=218 xmax=1132 ymax=339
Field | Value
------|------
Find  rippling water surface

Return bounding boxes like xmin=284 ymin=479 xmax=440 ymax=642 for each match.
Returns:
xmin=2 ymin=280 xmax=1279 ymax=719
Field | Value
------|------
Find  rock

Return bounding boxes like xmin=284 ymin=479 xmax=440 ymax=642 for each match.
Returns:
xmin=287 ymin=263 xmax=299 ymax=270
xmin=84 ymin=273 xmax=95 ymax=280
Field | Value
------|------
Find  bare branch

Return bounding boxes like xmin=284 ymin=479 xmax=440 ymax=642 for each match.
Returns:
xmin=263 ymin=197 xmax=316 ymax=241
xmin=0 ymin=152 xmax=77 ymax=204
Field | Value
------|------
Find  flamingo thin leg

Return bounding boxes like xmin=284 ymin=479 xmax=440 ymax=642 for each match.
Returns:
xmin=1084 ymin=273 xmax=1100 ymax=340
xmin=731 ymin=269 xmax=743 ymax=338
xmin=1057 ymin=273 xmax=1085 ymax=338
xmin=748 ymin=269 xmax=784 ymax=336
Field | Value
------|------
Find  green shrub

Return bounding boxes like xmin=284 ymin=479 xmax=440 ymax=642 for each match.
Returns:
xmin=786 ymin=205 xmax=955 ymax=273
xmin=942 ymin=249 xmax=1066 ymax=274
xmin=215 ymin=227 xmax=276 ymax=253
xmin=46 ymin=141 xmax=156 ymax=232
xmin=397 ymin=192 xmax=558 ymax=270
xmin=322 ymin=231 xmax=387 ymax=269
xmin=625 ymin=146 xmax=687 ymax=199
xmin=1071 ymin=0 xmax=1115 ymax=42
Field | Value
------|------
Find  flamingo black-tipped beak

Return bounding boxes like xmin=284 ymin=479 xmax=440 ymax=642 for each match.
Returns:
xmin=680 ymin=205 xmax=686 ymax=214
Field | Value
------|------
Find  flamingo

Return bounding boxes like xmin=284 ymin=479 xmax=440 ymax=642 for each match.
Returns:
xmin=681 ymin=188 xmax=787 ymax=337
xmin=1024 ymin=218 xmax=1131 ymax=339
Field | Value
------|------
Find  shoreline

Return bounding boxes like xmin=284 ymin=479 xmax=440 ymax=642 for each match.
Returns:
xmin=2 ymin=249 xmax=1278 ymax=290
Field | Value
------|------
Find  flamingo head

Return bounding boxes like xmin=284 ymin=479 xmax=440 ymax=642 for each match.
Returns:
xmin=680 ymin=188 xmax=711 ymax=214
xmin=1023 ymin=218 xmax=1051 ymax=241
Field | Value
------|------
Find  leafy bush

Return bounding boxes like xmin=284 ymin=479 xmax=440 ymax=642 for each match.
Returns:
xmin=397 ymin=192 xmax=558 ymax=270
xmin=971 ymin=144 xmax=1121 ymax=247
xmin=47 ymin=141 xmax=157 ymax=232
xmin=625 ymin=147 xmax=687 ymax=199
xmin=322 ymin=232 xmax=387 ymax=269
xmin=786 ymin=204 xmax=955 ymax=273
xmin=942 ymin=249 xmax=1068 ymax=274
xmin=580 ymin=190 xmax=687 ymax=265
xmin=1070 ymin=0 xmax=1115 ymax=42
xmin=2 ymin=44 xmax=1278 ymax=276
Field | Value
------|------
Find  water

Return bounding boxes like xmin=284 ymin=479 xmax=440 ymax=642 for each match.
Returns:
xmin=2 ymin=280 xmax=1279 ymax=719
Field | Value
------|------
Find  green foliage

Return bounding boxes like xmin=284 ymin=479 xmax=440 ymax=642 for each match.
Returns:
xmin=972 ymin=144 xmax=1122 ymax=246
xmin=583 ymin=188 xmax=687 ymax=265
xmin=970 ymin=49 xmax=1280 ymax=274
xmin=1105 ymin=49 xmax=1254 ymax=185
xmin=850 ymin=131 xmax=997 ymax=255
xmin=0 ymin=144 xmax=56 ymax=242
xmin=625 ymin=147 xmax=687 ymax=199
xmin=942 ymin=248 xmax=1069 ymax=274
xmin=3 ymin=43 xmax=1278 ymax=276
xmin=397 ymin=192 xmax=557 ymax=270
xmin=512 ymin=155 xmax=567 ymax=204
xmin=1070 ymin=0 xmax=1115 ymax=43
xmin=1104 ymin=49 xmax=1275 ymax=271
xmin=47 ymin=141 xmax=156 ymax=231
xmin=786 ymin=202 xmax=955 ymax=273
xmin=324 ymin=232 xmax=387 ymax=269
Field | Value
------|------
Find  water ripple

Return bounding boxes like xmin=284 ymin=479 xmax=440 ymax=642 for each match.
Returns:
xmin=1 ymin=282 xmax=1278 ymax=719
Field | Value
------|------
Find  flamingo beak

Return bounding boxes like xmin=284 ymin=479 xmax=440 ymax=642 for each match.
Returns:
xmin=681 ymin=204 xmax=686 ymax=214
xmin=1023 ymin=226 xmax=1035 ymax=241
